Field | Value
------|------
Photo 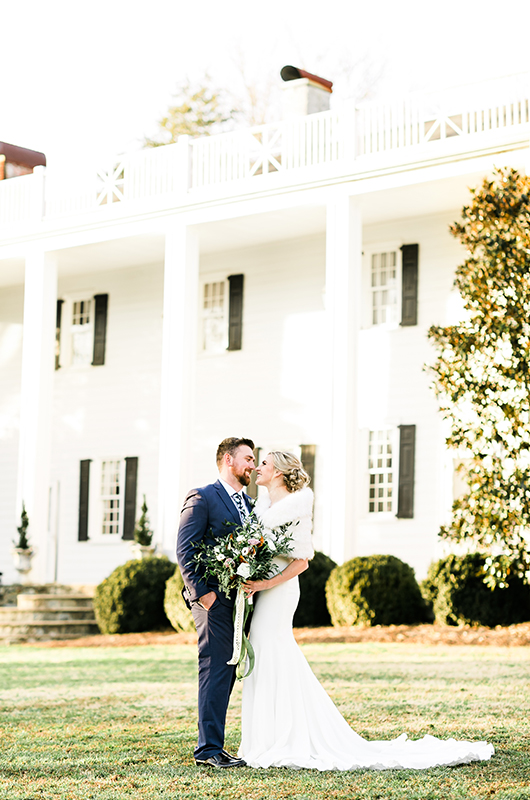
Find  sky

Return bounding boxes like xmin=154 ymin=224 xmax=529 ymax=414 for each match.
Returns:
xmin=2 ymin=0 xmax=530 ymax=170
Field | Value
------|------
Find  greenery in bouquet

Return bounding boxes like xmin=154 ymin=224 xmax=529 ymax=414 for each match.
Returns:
xmin=192 ymin=513 xmax=294 ymax=598
xmin=192 ymin=512 xmax=296 ymax=680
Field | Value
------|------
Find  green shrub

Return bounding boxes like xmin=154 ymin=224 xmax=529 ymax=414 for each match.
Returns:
xmin=421 ymin=552 xmax=530 ymax=626
xmin=164 ymin=568 xmax=195 ymax=633
xmin=293 ymin=551 xmax=337 ymax=627
xmin=326 ymin=554 xmax=432 ymax=627
xmin=94 ymin=557 xmax=176 ymax=634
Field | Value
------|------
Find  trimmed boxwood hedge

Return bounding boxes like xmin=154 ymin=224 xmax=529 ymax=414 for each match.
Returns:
xmin=94 ymin=556 xmax=176 ymax=634
xmin=293 ymin=551 xmax=337 ymax=627
xmin=164 ymin=567 xmax=196 ymax=633
xmin=326 ymin=554 xmax=432 ymax=627
xmin=421 ymin=552 xmax=530 ymax=627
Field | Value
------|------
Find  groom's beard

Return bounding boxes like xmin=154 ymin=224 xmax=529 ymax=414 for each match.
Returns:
xmin=234 ymin=469 xmax=252 ymax=487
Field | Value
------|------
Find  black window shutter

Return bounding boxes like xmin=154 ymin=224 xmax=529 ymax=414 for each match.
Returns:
xmin=92 ymin=294 xmax=108 ymax=365
xmin=122 ymin=457 xmax=138 ymax=540
xmin=55 ymin=299 xmax=63 ymax=370
xmin=300 ymin=444 xmax=316 ymax=489
xmin=397 ymin=425 xmax=416 ymax=519
xmin=227 ymin=274 xmax=244 ymax=351
xmin=400 ymin=244 xmax=418 ymax=326
xmin=78 ymin=460 xmax=91 ymax=541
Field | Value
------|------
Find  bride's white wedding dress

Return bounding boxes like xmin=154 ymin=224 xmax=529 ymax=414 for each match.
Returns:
xmin=238 ymin=488 xmax=494 ymax=771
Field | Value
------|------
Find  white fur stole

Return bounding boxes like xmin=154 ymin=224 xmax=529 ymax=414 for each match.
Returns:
xmin=254 ymin=487 xmax=314 ymax=560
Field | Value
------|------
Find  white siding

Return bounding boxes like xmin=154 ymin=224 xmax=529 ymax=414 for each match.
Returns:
xmin=194 ymin=234 xmax=328 ymax=545
xmin=50 ymin=262 xmax=164 ymax=586
xmin=357 ymin=212 xmax=464 ymax=578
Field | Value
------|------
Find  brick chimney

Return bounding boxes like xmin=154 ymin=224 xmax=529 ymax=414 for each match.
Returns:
xmin=280 ymin=66 xmax=333 ymax=118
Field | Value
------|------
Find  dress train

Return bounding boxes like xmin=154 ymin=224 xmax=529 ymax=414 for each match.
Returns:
xmin=238 ymin=568 xmax=494 ymax=771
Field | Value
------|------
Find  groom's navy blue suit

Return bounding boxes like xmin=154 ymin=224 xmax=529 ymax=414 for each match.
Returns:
xmin=176 ymin=479 xmax=252 ymax=760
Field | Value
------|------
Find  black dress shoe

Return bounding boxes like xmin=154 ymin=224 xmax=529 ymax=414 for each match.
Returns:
xmin=195 ymin=751 xmax=246 ymax=768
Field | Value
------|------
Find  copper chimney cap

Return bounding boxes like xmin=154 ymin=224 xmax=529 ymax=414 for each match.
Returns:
xmin=280 ymin=66 xmax=333 ymax=93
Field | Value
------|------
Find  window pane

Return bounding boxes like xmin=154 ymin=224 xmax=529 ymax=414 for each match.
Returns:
xmin=71 ymin=299 xmax=93 ymax=366
xmin=203 ymin=281 xmax=227 ymax=352
xmin=101 ymin=460 xmax=121 ymax=535
xmin=73 ymin=300 xmax=91 ymax=326
xmin=370 ymin=250 xmax=398 ymax=326
xmin=367 ymin=429 xmax=394 ymax=515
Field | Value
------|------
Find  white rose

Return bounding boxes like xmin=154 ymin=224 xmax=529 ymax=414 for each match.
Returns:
xmin=236 ymin=563 xmax=251 ymax=579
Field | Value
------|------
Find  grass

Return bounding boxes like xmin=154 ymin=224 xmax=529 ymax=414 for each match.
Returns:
xmin=0 ymin=641 xmax=529 ymax=800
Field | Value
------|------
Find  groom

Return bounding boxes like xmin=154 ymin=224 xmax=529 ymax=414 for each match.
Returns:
xmin=176 ymin=437 xmax=255 ymax=768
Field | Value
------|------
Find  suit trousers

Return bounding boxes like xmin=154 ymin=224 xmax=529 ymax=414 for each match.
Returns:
xmin=191 ymin=597 xmax=236 ymax=759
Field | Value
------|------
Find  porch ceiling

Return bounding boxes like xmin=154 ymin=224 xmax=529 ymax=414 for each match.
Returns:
xmin=55 ymin=234 xmax=166 ymax=276
xmin=196 ymin=205 xmax=327 ymax=254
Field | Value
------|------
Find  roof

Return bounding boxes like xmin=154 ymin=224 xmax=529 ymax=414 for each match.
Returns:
xmin=0 ymin=141 xmax=46 ymax=168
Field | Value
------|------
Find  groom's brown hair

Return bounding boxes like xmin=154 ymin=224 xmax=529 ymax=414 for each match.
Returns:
xmin=216 ymin=437 xmax=255 ymax=468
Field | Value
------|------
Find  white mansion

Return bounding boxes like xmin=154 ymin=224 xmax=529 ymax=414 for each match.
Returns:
xmin=1 ymin=71 xmax=529 ymax=588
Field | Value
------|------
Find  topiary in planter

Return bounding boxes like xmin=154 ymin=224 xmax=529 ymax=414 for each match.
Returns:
xmin=293 ymin=551 xmax=337 ymax=627
xmin=164 ymin=567 xmax=195 ymax=633
xmin=421 ymin=552 xmax=530 ymax=627
xmin=326 ymin=554 xmax=432 ymax=627
xmin=94 ymin=556 xmax=176 ymax=634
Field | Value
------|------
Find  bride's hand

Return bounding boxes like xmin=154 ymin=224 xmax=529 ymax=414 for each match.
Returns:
xmin=243 ymin=579 xmax=269 ymax=598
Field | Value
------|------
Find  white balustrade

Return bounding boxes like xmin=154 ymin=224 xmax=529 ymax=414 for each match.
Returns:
xmin=191 ymin=109 xmax=344 ymax=188
xmin=45 ymin=140 xmax=190 ymax=219
xmin=0 ymin=74 xmax=529 ymax=233
xmin=357 ymin=75 xmax=530 ymax=156
xmin=0 ymin=171 xmax=41 ymax=228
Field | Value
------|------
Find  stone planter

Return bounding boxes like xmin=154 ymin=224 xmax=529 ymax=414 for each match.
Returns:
xmin=12 ymin=548 xmax=34 ymax=583
xmin=130 ymin=543 xmax=155 ymax=560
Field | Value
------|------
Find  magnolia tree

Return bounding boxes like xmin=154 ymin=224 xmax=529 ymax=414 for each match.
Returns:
xmin=428 ymin=167 xmax=530 ymax=588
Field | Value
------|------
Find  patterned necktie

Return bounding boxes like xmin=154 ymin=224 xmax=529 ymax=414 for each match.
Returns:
xmin=232 ymin=492 xmax=248 ymax=522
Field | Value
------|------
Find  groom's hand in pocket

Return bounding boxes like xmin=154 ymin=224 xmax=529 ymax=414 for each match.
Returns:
xmin=198 ymin=591 xmax=217 ymax=610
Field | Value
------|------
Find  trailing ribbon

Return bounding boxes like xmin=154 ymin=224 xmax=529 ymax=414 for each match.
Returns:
xmin=227 ymin=586 xmax=255 ymax=680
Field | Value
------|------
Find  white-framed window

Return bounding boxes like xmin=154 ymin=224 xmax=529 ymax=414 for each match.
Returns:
xmin=88 ymin=458 xmax=126 ymax=539
xmin=370 ymin=250 xmax=399 ymax=326
xmin=201 ymin=278 xmax=228 ymax=353
xmin=368 ymin=429 xmax=395 ymax=514
xmin=100 ymin=459 xmax=122 ymax=535
xmin=71 ymin=298 xmax=93 ymax=366
xmin=56 ymin=293 xmax=108 ymax=369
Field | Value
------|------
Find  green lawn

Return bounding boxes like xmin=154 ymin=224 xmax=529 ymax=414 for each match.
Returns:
xmin=0 ymin=642 xmax=529 ymax=800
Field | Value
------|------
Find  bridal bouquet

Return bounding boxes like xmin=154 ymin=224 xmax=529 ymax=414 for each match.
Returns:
xmin=192 ymin=513 xmax=294 ymax=679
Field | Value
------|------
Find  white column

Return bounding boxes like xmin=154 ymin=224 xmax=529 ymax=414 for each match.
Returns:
xmin=16 ymin=249 xmax=57 ymax=581
xmin=157 ymin=221 xmax=199 ymax=555
xmin=322 ymin=197 xmax=362 ymax=565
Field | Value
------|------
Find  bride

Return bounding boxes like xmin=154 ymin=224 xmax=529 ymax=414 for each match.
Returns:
xmin=239 ymin=450 xmax=494 ymax=771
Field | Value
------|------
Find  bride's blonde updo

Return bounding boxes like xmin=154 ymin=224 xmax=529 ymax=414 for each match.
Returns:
xmin=270 ymin=451 xmax=311 ymax=493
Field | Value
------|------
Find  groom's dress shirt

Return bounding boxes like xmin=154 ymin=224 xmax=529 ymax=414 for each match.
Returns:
xmin=219 ymin=479 xmax=249 ymax=521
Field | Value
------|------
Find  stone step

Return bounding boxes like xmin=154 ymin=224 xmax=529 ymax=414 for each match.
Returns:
xmin=16 ymin=594 xmax=94 ymax=610
xmin=0 ymin=608 xmax=97 ymax=623
xmin=0 ymin=620 xmax=100 ymax=642
xmin=0 ymin=592 xmax=99 ymax=643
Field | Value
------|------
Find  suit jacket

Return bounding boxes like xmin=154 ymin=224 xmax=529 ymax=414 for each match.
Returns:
xmin=176 ymin=479 xmax=253 ymax=607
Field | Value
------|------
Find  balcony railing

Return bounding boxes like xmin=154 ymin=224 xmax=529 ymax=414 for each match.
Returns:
xmin=190 ymin=109 xmax=345 ymax=187
xmin=357 ymin=74 xmax=530 ymax=155
xmin=0 ymin=73 xmax=529 ymax=232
